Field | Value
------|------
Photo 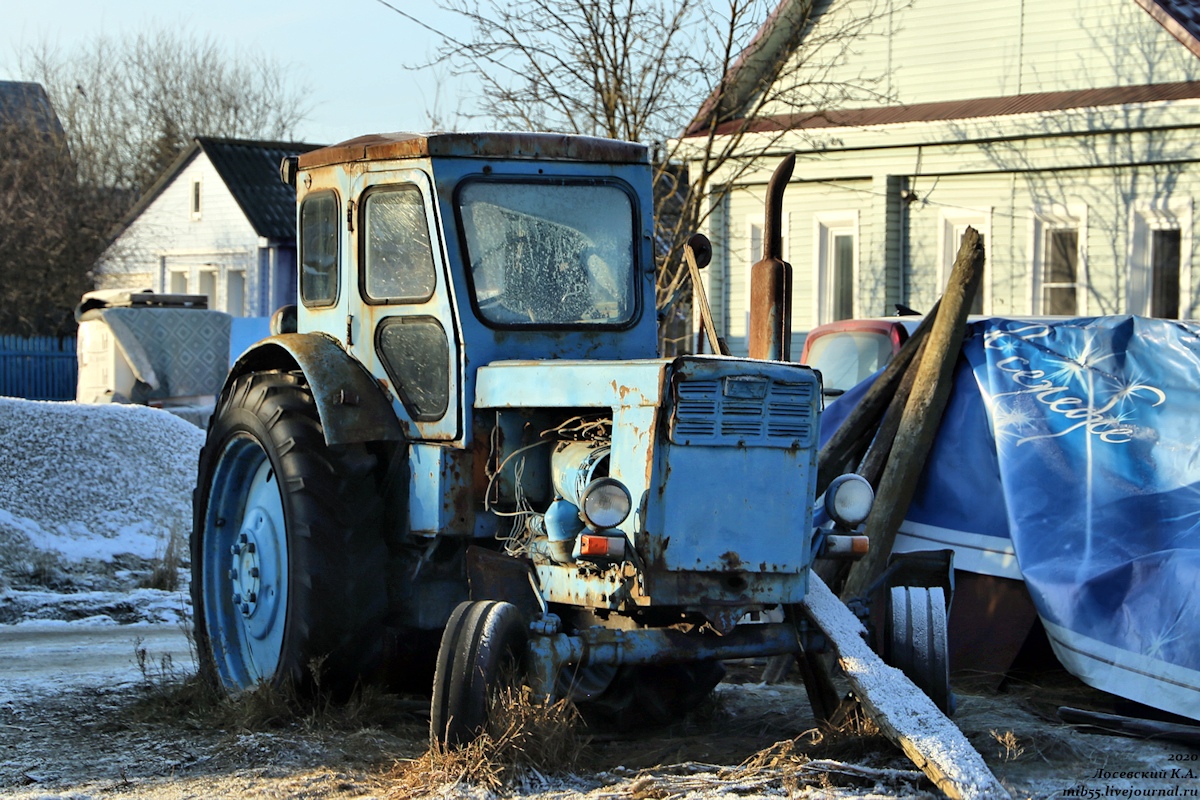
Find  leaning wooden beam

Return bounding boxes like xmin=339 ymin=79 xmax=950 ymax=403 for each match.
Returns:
xmin=815 ymin=299 xmax=941 ymax=497
xmin=841 ymin=229 xmax=984 ymax=599
xmin=801 ymin=573 xmax=1010 ymax=800
xmin=857 ymin=333 xmax=928 ymax=487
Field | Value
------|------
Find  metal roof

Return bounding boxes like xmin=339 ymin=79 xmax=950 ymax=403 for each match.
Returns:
xmin=0 ymin=81 xmax=63 ymax=136
xmin=298 ymin=131 xmax=648 ymax=169
xmin=198 ymin=138 xmax=322 ymax=240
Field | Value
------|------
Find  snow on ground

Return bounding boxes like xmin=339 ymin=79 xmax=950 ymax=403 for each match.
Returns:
xmin=0 ymin=397 xmax=202 ymax=624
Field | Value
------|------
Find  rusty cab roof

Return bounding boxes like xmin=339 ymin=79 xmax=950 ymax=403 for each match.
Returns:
xmin=297 ymin=132 xmax=648 ymax=170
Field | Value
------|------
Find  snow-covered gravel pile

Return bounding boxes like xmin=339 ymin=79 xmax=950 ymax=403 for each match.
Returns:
xmin=0 ymin=397 xmax=204 ymax=623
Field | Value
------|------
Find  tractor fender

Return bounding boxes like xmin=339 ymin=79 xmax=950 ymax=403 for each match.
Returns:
xmin=225 ymin=332 xmax=404 ymax=446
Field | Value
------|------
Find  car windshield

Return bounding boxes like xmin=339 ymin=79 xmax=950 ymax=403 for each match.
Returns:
xmin=804 ymin=330 xmax=896 ymax=394
xmin=457 ymin=180 xmax=636 ymax=326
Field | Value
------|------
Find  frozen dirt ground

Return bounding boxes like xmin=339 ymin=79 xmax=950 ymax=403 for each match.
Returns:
xmin=1 ymin=397 xmax=1197 ymax=799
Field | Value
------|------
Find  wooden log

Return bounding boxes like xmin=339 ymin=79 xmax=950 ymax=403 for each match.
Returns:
xmin=841 ymin=230 xmax=984 ymax=599
xmin=815 ymin=300 xmax=941 ymax=497
xmin=857 ymin=333 xmax=927 ymax=486
xmin=801 ymin=573 xmax=1010 ymax=800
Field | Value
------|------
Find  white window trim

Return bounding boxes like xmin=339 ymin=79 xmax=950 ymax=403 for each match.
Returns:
xmin=813 ymin=211 xmax=859 ymax=326
xmin=738 ymin=213 xmax=791 ymax=338
xmin=190 ymin=178 xmax=202 ymax=221
xmin=938 ymin=207 xmax=991 ymax=314
xmin=1030 ymin=204 xmax=1088 ymax=315
xmin=1127 ymin=199 xmax=1193 ymax=318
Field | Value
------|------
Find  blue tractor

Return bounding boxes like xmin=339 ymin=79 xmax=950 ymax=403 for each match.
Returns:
xmin=190 ymin=132 xmax=892 ymax=743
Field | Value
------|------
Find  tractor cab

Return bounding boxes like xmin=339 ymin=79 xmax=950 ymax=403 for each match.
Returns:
xmin=289 ymin=132 xmax=658 ymax=445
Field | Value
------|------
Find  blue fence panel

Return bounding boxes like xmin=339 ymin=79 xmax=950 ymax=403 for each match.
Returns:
xmin=0 ymin=335 xmax=78 ymax=401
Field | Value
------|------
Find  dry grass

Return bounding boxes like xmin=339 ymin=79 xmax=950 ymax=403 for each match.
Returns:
xmin=990 ymin=729 xmax=1026 ymax=762
xmin=124 ymin=649 xmax=427 ymax=739
xmin=385 ymin=686 xmax=587 ymax=798
xmin=139 ymin=531 xmax=183 ymax=591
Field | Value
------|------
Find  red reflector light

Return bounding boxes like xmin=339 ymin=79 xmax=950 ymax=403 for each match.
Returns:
xmin=578 ymin=535 xmax=610 ymax=556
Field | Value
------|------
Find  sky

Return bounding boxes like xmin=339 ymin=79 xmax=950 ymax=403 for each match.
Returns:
xmin=0 ymin=0 xmax=475 ymax=145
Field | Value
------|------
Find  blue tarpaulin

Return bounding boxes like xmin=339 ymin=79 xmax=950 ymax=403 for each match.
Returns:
xmin=822 ymin=316 xmax=1200 ymax=719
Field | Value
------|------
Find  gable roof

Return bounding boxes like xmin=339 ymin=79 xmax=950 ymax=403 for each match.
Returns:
xmin=114 ymin=137 xmax=323 ymax=242
xmin=687 ymin=0 xmax=1200 ymax=137
xmin=0 ymin=81 xmax=64 ymax=136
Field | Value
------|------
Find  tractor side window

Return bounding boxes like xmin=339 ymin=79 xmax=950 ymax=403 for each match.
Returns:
xmin=362 ymin=185 xmax=437 ymax=303
xmin=375 ymin=316 xmax=450 ymax=420
xmin=300 ymin=192 xmax=339 ymax=307
xmin=457 ymin=180 xmax=637 ymax=327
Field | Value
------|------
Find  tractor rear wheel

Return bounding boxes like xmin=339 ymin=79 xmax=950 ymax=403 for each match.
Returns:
xmin=430 ymin=600 xmax=528 ymax=746
xmin=191 ymin=370 xmax=389 ymax=696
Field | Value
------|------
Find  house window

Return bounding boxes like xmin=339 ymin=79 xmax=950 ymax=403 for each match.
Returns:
xmin=1043 ymin=229 xmax=1079 ymax=315
xmin=1129 ymin=202 xmax=1191 ymax=319
xmin=940 ymin=210 xmax=989 ymax=314
xmin=1032 ymin=207 xmax=1087 ymax=315
xmin=169 ymin=271 xmax=188 ymax=294
xmin=227 ymin=270 xmax=246 ymax=317
xmin=1151 ymin=230 xmax=1181 ymax=318
xmin=815 ymin=213 xmax=857 ymax=325
xmin=190 ymin=179 xmax=202 ymax=220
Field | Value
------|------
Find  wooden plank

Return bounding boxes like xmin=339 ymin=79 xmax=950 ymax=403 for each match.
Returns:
xmin=841 ymin=229 xmax=983 ymax=599
xmin=802 ymin=573 xmax=1010 ymax=800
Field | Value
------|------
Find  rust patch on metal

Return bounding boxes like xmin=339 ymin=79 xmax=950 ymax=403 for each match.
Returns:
xmin=720 ymin=551 xmax=743 ymax=570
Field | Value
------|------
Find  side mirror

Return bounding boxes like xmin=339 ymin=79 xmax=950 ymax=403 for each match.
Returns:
xmin=687 ymin=233 xmax=712 ymax=270
xmin=279 ymin=156 xmax=299 ymax=188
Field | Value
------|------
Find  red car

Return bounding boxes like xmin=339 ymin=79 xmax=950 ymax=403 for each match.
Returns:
xmin=798 ymin=316 xmax=919 ymax=396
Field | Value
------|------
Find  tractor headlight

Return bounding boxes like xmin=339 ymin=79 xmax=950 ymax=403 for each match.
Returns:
xmin=579 ymin=477 xmax=632 ymax=530
xmin=824 ymin=473 xmax=874 ymax=529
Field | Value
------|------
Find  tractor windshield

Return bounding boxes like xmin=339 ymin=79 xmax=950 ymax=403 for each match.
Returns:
xmin=457 ymin=180 xmax=637 ymax=327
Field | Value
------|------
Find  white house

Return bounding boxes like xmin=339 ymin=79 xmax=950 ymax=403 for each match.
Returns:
xmin=95 ymin=138 xmax=321 ymax=317
xmin=683 ymin=0 xmax=1200 ymax=355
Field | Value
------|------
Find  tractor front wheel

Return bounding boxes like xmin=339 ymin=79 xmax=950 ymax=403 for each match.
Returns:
xmin=430 ymin=600 xmax=528 ymax=746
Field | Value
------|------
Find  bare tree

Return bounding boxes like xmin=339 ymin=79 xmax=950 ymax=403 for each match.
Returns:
xmin=384 ymin=0 xmax=896 ymax=352
xmin=20 ymin=29 xmax=310 ymax=194
xmin=1 ymin=31 xmax=310 ymax=336
xmin=0 ymin=115 xmax=104 ymax=336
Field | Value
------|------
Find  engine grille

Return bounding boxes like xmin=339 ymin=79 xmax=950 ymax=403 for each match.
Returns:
xmin=671 ymin=376 xmax=815 ymax=447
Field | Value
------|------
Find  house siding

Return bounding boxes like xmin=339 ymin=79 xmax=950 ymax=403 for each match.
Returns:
xmin=763 ymin=0 xmax=1198 ymax=119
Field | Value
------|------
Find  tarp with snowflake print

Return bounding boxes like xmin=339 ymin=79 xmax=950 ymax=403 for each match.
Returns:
xmin=821 ymin=316 xmax=1200 ymax=720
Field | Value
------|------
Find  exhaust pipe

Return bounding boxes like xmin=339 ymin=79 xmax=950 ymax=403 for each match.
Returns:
xmin=748 ymin=154 xmax=796 ymax=361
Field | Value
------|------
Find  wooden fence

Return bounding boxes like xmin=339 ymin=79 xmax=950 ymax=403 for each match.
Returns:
xmin=0 ymin=335 xmax=77 ymax=401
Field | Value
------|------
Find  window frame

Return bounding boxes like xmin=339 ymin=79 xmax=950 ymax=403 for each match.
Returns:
xmin=1128 ymin=200 xmax=1192 ymax=319
xmin=452 ymin=175 xmax=643 ymax=331
xmin=813 ymin=211 xmax=859 ymax=326
xmin=1031 ymin=205 xmax=1089 ymax=316
xmin=358 ymin=183 xmax=440 ymax=306
xmin=298 ymin=190 xmax=342 ymax=309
